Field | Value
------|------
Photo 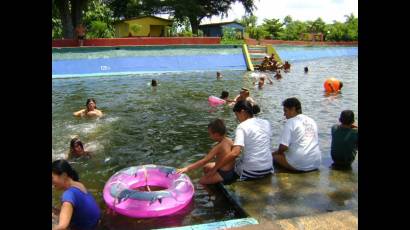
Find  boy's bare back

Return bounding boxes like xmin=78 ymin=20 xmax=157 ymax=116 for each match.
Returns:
xmin=215 ymin=137 xmax=234 ymax=171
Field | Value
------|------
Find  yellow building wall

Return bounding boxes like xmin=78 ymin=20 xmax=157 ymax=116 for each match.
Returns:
xmin=115 ymin=17 xmax=172 ymax=37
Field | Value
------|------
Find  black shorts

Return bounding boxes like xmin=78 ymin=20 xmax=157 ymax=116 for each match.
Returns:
xmin=217 ymin=169 xmax=239 ymax=185
xmin=78 ymin=35 xmax=85 ymax=40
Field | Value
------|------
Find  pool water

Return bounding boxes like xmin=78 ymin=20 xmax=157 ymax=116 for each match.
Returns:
xmin=52 ymin=52 xmax=357 ymax=229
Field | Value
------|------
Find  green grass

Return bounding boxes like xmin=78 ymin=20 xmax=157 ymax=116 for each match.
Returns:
xmin=220 ymin=39 xmax=245 ymax=45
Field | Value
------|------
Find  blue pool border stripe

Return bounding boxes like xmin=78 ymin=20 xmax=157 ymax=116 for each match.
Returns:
xmin=154 ymin=217 xmax=259 ymax=230
xmin=52 ymin=53 xmax=247 ymax=78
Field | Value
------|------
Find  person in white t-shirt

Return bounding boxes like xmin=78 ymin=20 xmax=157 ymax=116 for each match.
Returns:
xmin=272 ymin=97 xmax=321 ymax=172
xmin=206 ymin=100 xmax=274 ymax=182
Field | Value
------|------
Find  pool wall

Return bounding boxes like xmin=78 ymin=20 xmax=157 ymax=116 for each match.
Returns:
xmin=52 ymin=45 xmax=247 ymax=78
xmin=52 ymin=37 xmax=221 ymax=47
xmin=245 ymin=38 xmax=358 ymax=46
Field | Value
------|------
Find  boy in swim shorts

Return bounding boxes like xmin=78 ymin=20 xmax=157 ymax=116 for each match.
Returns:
xmin=177 ymin=119 xmax=237 ymax=184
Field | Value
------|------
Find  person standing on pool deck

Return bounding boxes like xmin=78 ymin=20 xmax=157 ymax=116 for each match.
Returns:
xmin=176 ymin=119 xmax=236 ymax=185
xmin=75 ymin=24 xmax=86 ymax=47
xmin=206 ymin=101 xmax=274 ymax=182
xmin=52 ymin=160 xmax=101 ymax=230
xmin=73 ymin=98 xmax=103 ymax=118
xmin=330 ymin=110 xmax=358 ymax=169
xmin=272 ymin=97 xmax=322 ymax=172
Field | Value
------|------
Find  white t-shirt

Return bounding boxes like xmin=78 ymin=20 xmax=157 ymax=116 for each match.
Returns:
xmin=233 ymin=117 xmax=274 ymax=178
xmin=280 ymin=114 xmax=322 ymax=171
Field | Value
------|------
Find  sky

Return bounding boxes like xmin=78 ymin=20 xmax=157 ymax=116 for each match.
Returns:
xmin=200 ymin=0 xmax=358 ymax=25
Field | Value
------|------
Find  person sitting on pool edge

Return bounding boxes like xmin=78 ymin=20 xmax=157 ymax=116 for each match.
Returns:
xmin=52 ymin=160 xmax=101 ymax=230
xmin=73 ymin=98 xmax=103 ymax=118
xmin=177 ymin=119 xmax=236 ymax=185
xmin=205 ymin=101 xmax=274 ymax=182
xmin=330 ymin=110 xmax=358 ymax=170
xmin=66 ymin=137 xmax=92 ymax=159
xmin=272 ymin=97 xmax=322 ymax=172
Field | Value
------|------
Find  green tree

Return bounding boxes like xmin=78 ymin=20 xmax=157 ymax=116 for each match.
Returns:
xmin=261 ymin=18 xmax=284 ymax=39
xmin=167 ymin=0 xmax=256 ymax=35
xmin=83 ymin=0 xmax=115 ymax=38
xmin=283 ymin=15 xmax=292 ymax=27
xmin=130 ymin=24 xmax=142 ymax=36
xmin=107 ymin=0 xmax=166 ymax=19
xmin=240 ymin=15 xmax=257 ymax=38
xmin=53 ymin=0 xmax=89 ymax=38
xmin=281 ymin=20 xmax=308 ymax=40
xmin=87 ymin=21 xmax=114 ymax=38
xmin=308 ymin=17 xmax=326 ymax=34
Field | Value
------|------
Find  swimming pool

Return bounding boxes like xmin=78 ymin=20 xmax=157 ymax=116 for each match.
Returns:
xmin=52 ymin=45 xmax=357 ymax=78
xmin=52 ymin=50 xmax=357 ymax=229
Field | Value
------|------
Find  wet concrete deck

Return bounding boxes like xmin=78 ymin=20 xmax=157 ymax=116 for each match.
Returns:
xmin=221 ymin=161 xmax=358 ymax=223
xmin=231 ymin=209 xmax=358 ymax=230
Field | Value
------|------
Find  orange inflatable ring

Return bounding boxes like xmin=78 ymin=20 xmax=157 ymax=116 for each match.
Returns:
xmin=324 ymin=78 xmax=340 ymax=92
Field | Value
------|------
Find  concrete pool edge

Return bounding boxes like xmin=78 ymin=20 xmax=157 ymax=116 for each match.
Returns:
xmin=231 ymin=209 xmax=358 ymax=229
xmin=154 ymin=217 xmax=259 ymax=230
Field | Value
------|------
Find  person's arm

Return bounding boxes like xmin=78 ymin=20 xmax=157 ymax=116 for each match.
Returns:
xmin=86 ymin=110 xmax=103 ymax=118
xmin=273 ymin=122 xmax=291 ymax=155
xmin=272 ymin=144 xmax=288 ymax=155
xmin=177 ymin=144 xmax=220 ymax=174
xmin=53 ymin=202 xmax=73 ymax=230
xmin=206 ymin=145 xmax=242 ymax=176
xmin=73 ymin=109 xmax=85 ymax=117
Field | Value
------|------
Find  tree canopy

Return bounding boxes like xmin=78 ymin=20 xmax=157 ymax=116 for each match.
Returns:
xmin=52 ymin=0 xmax=357 ymax=41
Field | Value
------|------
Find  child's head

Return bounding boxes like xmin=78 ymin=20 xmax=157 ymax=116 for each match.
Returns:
xmin=216 ymin=72 xmax=221 ymax=77
xmin=339 ymin=82 xmax=343 ymax=90
xmin=304 ymin=67 xmax=309 ymax=73
xmin=86 ymin=98 xmax=97 ymax=110
xmin=151 ymin=79 xmax=158 ymax=86
xmin=70 ymin=137 xmax=84 ymax=154
xmin=207 ymin=119 xmax=227 ymax=140
xmin=339 ymin=110 xmax=355 ymax=125
xmin=220 ymin=91 xmax=229 ymax=99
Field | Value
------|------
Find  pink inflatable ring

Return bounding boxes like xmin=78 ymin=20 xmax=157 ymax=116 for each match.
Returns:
xmin=103 ymin=165 xmax=195 ymax=218
xmin=208 ymin=95 xmax=226 ymax=107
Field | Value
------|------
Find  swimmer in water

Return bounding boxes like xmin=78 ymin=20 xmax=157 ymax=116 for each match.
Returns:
xmin=73 ymin=98 xmax=103 ymax=118
xmin=233 ymin=88 xmax=257 ymax=106
xmin=151 ymin=79 xmax=158 ymax=87
xmin=66 ymin=137 xmax=92 ymax=159
xmin=216 ymin=72 xmax=222 ymax=80
xmin=220 ymin=91 xmax=236 ymax=103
